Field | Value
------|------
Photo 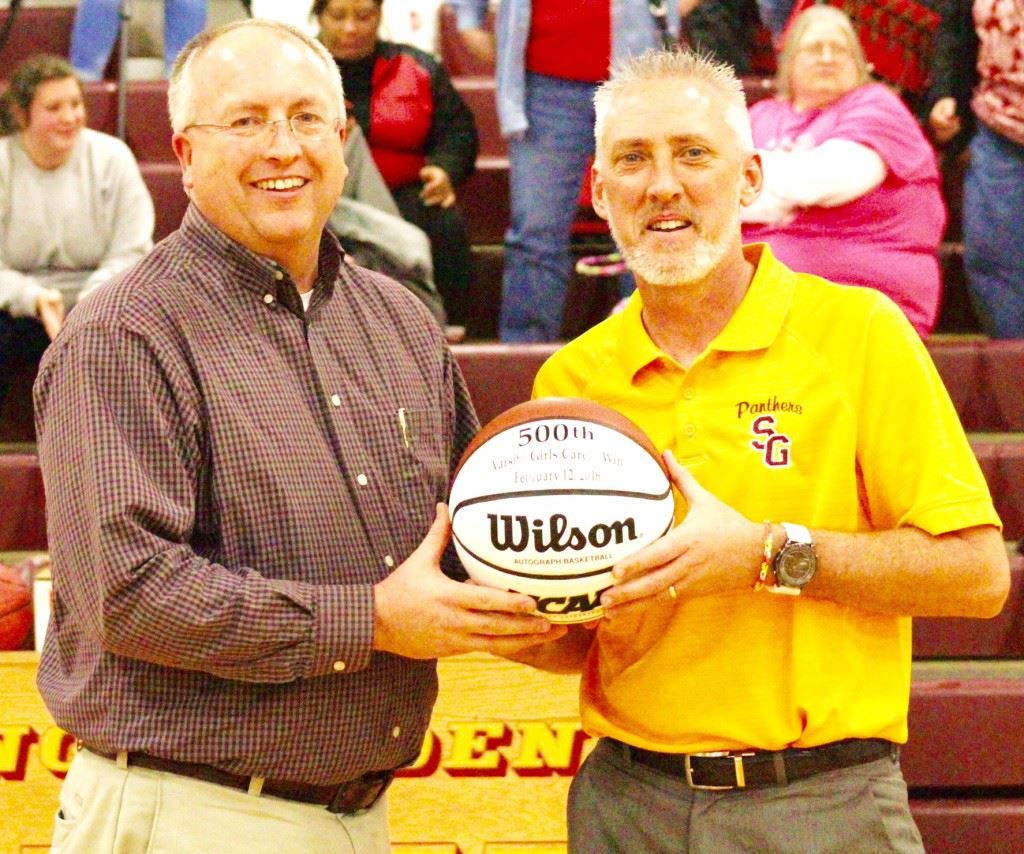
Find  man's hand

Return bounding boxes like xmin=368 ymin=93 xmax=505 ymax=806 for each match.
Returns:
xmin=373 ymin=504 xmax=565 ymax=658
xmin=36 ymin=289 xmax=66 ymax=339
xmin=419 ymin=165 xmax=456 ymax=208
xmin=600 ymin=450 xmax=761 ymax=616
xmin=929 ymin=97 xmax=962 ymax=145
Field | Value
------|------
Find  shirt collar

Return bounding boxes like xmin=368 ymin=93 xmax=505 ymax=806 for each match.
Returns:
xmin=615 ymin=243 xmax=795 ymax=381
xmin=179 ymin=204 xmax=343 ymax=314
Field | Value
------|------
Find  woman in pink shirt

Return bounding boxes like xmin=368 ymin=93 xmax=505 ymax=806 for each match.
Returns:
xmin=741 ymin=6 xmax=946 ymax=336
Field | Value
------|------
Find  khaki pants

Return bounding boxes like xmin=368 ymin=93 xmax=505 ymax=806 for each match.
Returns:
xmin=50 ymin=748 xmax=390 ymax=854
xmin=568 ymin=737 xmax=925 ymax=854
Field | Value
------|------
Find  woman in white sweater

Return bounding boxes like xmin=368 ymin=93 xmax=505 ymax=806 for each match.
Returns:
xmin=0 ymin=54 xmax=154 ymax=404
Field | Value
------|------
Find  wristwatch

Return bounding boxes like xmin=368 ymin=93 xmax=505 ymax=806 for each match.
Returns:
xmin=771 ymin=522 xmax=817 ymax=595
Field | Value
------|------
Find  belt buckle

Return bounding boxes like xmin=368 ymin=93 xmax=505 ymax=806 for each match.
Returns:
xmin=684 ymin=750 xmax=755 ymax=790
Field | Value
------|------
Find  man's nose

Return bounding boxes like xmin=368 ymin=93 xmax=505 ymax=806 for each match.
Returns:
xmin=265 ymin=119 xmax=302 ymax=156
xmin=647 ymin=156 xmax=682 ymax=199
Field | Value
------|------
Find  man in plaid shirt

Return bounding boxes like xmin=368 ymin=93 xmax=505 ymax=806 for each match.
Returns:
xmin=33 ymin=19 xmax=559 ymax=853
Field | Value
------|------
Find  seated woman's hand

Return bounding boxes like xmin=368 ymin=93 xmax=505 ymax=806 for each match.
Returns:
xmin=36 ymin=288 xmax=66 ymax=340
xmin=419 ymin=165 xmax=456 ymax=208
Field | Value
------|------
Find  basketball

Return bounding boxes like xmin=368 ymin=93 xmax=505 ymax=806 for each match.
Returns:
xmin=0 ymin=563 xmax=32 ymax=651
xmin=449 ymin=398 xmax=676 ymax=623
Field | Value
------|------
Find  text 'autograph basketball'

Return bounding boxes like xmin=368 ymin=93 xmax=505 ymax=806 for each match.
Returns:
xmin=449 ymin=398 xmax=676 ymax=623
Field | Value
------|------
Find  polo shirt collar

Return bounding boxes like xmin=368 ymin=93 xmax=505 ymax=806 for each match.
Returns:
xmin=709 ymin=243 xmax=793 ymax=353
xmin=616 ymin=243 xmax=794 ymax=379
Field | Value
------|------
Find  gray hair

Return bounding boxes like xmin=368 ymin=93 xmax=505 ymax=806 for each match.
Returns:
xmin=775 ymin=6 xmax=871 ymax=100
xmin=168 ymin=18 xmax=345 ymax=132
xmin=594 ymin=49 xmax=753 ymax=154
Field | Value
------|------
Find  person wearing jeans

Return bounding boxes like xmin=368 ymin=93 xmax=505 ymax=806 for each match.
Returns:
xmin=70 ymin=0 xmax=207 ymax=80
xmin=927 ymin=0 xmax=1024 ymax=338
xmin=451 ymin=0 xmax=679 ymax=342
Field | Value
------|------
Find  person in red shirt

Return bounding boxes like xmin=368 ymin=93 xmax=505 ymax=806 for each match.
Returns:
xmin=315 ymin=0 xmax=479 ymax=327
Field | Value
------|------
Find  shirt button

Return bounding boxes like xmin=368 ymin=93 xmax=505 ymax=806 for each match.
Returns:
xmin=383 ymin=555 xmax=395 ymax=568
xmin=684 ymin=424 xmax=696 ymax=437
xmin=683 ymin=388 xmax=694 ymax=400
xmin=392 ymin=726 xmax=402 ymax=739
xmin=332 ymin=661 xmax=346 ymax=672
xmin=330 ymin=394 xmax=341 ymax=407
xmin=263 ymin=293 xmax=274 ymax=305
xmin=356 ymin=474 xmax=368 ymax=486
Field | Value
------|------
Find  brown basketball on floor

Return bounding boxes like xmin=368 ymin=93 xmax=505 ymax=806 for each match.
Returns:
xmin=449 ymin=398 xmax=676 ymax=623
xmin=0 ymin=563 xmax=33 ymax=650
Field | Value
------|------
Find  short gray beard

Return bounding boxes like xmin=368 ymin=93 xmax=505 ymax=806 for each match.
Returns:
xmin=611 ymin=207 xmax=740 ymax=288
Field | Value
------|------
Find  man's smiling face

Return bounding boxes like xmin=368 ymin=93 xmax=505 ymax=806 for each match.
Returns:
xmin=592 ymin=77 xmax=760 ymax=289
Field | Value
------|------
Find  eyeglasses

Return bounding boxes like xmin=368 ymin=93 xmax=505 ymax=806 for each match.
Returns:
xmin=183 ymin=112 xmax=341 ymax=141
xmin=797 ymin=41 xmax=853 ymax=59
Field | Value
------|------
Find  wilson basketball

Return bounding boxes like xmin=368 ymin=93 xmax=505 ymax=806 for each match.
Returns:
xmin=449 ymin=398 xmax=676 ymax=623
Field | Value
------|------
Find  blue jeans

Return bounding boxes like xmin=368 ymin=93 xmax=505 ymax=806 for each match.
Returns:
xmin=963 ymin=124 xmax=1024 ymax=339
xmin=70 ymin=0 xmax=208 ymax=81
xmin=500 ymin=73 xmax=598 ymax=342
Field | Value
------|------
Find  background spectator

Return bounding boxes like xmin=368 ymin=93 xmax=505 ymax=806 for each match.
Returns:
xmin=0 ymin=54 xmax=154 ymax=409
xmin=450 ymin=0 xmax=680 ymax=342
xmin=314 ymin=0 xmax=478 ymax=327
xmin=927 ymin=0 xmax=1024 ymax=339
xmin=741 ymin=6 xmax=946 ymax=336
xmin=70 ymin=0 xmax=207 ymax=80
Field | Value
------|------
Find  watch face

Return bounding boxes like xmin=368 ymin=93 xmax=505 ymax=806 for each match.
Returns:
xmin=778 ymin=544 xmax=816 ymax=587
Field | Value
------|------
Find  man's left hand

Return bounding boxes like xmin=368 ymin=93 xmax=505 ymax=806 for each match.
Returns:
xmin=419 ymin=165 xmax=456 ymax=208
xmin=599 ymin=450 xmax=762 ymax=616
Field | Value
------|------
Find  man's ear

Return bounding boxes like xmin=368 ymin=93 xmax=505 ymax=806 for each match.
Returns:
xmin=590 ymin=162 xmax=609 ymax=222
xmin=739 ymin=150 xmax=764 ymax=207
xmin=171 ymin=132 xmax=195 ymax=193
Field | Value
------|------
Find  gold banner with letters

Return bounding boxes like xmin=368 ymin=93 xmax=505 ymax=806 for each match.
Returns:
xmin=0 ymin=652 xmax=583 ymax=854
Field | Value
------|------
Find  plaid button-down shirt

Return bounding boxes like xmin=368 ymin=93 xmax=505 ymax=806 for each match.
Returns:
xmin=34 ymin=205 xmax=478 ymax=785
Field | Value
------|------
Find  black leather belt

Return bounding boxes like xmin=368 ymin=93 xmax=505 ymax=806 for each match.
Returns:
xmin=615 ymin=737 xmax=897 ymax=790
xmin=81 ymin=745 xmax=394 ymax=814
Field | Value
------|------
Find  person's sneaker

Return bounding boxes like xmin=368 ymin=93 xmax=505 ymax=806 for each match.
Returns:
xmin=575 ymin=252 xmax=627 ymax=276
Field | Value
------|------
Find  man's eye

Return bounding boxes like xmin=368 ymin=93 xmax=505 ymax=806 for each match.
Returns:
xmin=683 ymin=147 xmax=706 ymax=158
xmin=230 ymin=116 xmax=263 ymax=130
xmin=292 ymin=112 xmax=323 ymax=127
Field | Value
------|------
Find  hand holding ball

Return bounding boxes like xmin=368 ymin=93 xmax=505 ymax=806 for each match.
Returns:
xmin=449 ymin=398 xmax=676 ymax=623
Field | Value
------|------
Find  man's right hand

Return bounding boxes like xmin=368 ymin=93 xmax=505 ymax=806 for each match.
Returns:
xmin=372 ymin=504 xmax=564 ymax=659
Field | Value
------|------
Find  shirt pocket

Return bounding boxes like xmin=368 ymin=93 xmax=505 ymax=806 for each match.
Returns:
xmin=372 ymin=405 xmax=450 ymax=509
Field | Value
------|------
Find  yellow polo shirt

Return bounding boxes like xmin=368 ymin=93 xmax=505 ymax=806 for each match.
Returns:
xmin=533 ymin=244 xmax=1000 ymax=753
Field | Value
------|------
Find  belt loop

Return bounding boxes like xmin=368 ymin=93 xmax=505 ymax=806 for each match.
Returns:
xmin=115 ymin=751 xmax=129 ymax=771
xmin=247 ymin=776 xmax=265 ymax=797
xmin=772 ymin=751 xmax=788 ymax=786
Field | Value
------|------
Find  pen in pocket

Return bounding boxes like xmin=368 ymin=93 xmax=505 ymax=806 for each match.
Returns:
xmin=397 ymin=407 xmax=410 ymax=449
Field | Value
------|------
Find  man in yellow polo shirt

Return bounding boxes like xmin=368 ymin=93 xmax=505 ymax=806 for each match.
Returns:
xmin=522 ymin=50 xmax=1010 ymax=853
